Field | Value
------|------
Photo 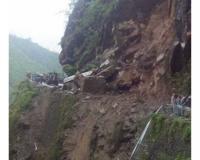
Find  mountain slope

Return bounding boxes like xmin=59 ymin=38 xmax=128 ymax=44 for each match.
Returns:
xmin=9 ymin=0 xmax=191 ymax=160
xmin=9 ymin=35 xmax=62 ymax=99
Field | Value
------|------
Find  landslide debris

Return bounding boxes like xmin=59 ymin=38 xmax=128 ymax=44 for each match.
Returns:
xmin=10 ymin=0 xmax=191 ymax=160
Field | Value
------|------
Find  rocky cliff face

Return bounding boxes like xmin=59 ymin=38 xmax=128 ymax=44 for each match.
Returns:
xmin=60 ymin=0 xmax=190 ymax=69
xmin=60 ymin=0 xmax=191 ymax=97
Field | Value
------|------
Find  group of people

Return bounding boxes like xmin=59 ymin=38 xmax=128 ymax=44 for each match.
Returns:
xmin=26 ymin=72 xmax=63 ymax=86
xmin=171 ymin=94 xmax=191 ymax=116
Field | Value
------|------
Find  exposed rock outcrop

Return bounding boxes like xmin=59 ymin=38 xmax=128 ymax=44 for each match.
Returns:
xmin=60 ymin=0 xmax=191 ymax=98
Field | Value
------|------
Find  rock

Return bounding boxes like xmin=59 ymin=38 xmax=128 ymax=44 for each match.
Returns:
xmin=131 ymin=103 xmax=137 ymax=108
xmin=97 ymin=65 xmax=118 ymax=82
xmin=157 ymin=66 xmax=166 ymax=76
xmin=156 ymin=53 xmax=165 ymax=63
xmin=116 ymin=69 xmax=140 ymax=90
xmin=130 ymin=108 xmax=136 ymax=113
xmin=84 ymin=96 xmax=91 ymax=100
xmin=99 ymin=108 xmax=106 ymax=114
xmin=123 ymin=121 xmax=132 ymax=129
xmin=122 ymin=121 xmax=132 ymax=132
xmin=112 ymin=103 xmax=118 ymax=109
xmin=100 ymin=59 xmax=110 ymax=68
xmin=81 ymin=76 xmax=107 ymax=93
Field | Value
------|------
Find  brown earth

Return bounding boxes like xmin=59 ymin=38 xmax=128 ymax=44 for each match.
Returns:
xmin=10 ymin=86 xmax=168 ymax=160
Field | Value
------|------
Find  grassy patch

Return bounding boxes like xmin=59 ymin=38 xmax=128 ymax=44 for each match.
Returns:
xmin=76 ymin=0 xmax=118 ymax=31
xmin=9 ymin=80 xmax=38 ymax=131
xmin=141 ymin=114 xmax=191 ymax=159
xmin=63 ymin=64 xmax=77 ymax=76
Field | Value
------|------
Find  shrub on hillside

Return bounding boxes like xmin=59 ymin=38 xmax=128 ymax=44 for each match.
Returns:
xmin=63 ymin=64 xmax=77 ymax=76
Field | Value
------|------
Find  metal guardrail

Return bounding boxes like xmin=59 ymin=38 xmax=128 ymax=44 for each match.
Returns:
xmin=129 ymin=103 xmax=191 ymax=160
xmin=129 ymin=105 xmax=163 ymax=160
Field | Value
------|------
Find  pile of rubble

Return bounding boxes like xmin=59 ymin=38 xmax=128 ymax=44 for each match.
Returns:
xmin=62 ymin=60 xmax=143 ymax=94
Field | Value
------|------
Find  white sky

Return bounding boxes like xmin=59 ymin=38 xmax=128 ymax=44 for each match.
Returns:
xmin=9 ymin=0 xmax=71 ymax=53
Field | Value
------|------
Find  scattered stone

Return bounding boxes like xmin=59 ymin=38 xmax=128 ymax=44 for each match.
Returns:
xmin=99 ymin=108 xmax=106 ymax=114
xmin=100 ymin=59 xmax=110 ymax=68
xmin=112 ymin=103 xmax=118 ymax=109
xmin=131 ymin=108 xmax=137 ymax=113
xmin=157 ymin=66 xmax=166 ymax=76
xmin=85 ymin=96 xmax=91 ymax=100
xmin=123 ymin=121 xmax=132 ymax=130
xmin=131 ymin=103 xmax=137 ymax=108
xmin=117 ymin=110 xmax=121 ymax=115
xmin=156 ymin=53 xmax=165 ymax=63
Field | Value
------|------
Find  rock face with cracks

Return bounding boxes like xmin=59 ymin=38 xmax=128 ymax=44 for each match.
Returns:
xmin=60 ymin=0 xmax=191 ymax=98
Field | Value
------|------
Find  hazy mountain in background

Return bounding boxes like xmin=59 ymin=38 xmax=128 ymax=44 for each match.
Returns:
xmin=9 ymin=35 xmax=62 ymax=100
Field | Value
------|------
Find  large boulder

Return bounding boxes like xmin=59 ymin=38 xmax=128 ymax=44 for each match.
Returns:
xmin=115 ymin=69 xmax=140 ymax=90
xmin=81 ymin=76 xmax=107 ymax=93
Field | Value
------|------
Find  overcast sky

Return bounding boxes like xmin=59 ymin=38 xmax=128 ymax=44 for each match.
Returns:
xmin=9 ymin=0 xmax=71 ymax=53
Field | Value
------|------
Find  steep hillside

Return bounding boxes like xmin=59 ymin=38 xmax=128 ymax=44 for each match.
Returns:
xmin=9 ymin=35 xmax=62 ymax=100
xmin=9 ymin=81 xmax=190 ymax=160
xmin=9 ymin=0 xmax=191 ymax=160
xmin=60 ymin=0 xmax=191 ymax=97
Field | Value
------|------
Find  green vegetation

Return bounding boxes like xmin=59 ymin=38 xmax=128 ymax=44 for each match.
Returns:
xmin=76 ymin=0 xmax=118 ymax=31
xmin=9 ymin=35 xmax=62 ymax=102
xmin=63 ymin=64 xmax=77 ymax=76
xmin=9 ymin=80 xmax=38 ymax=134
xmin=71 ymin=0 xmax=118 ymax=68
xmin=48 ymin=95 xmax=76 ymax=160
xmin=151 ymin=114 xmax=191 ymax=143
xmin=78 ymin=30 xmax=100 ymax=68
xmin=61 ymin=0 xmax=120 ymax=69
xmin=83 ymin=63 xmax=98 ymax=72
xmin=137 ymin=114 xmax=191 ymax=160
